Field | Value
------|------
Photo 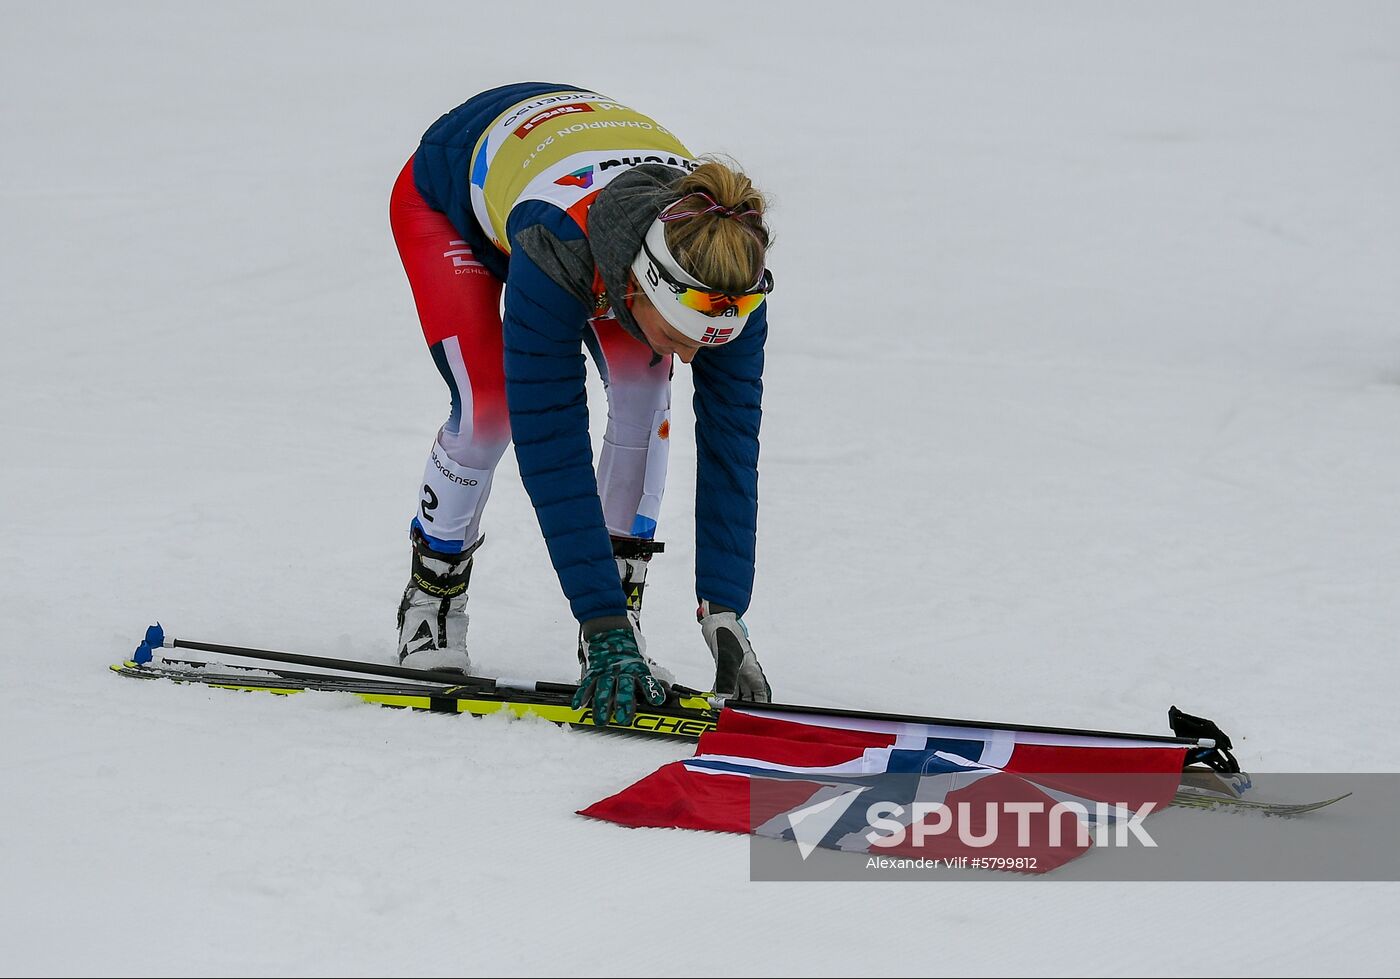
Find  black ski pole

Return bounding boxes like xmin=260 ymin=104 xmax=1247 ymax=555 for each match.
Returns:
xmin=132 ymin=623 xmax=578 ymax=695
xmin=722 ymin=696 xmax=1214 ymax=747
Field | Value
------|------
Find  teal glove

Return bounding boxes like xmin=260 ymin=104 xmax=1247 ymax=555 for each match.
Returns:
xmin=572 ymin=627 xmax=668 ymax=726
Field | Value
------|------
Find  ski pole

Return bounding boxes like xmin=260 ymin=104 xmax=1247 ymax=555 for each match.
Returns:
xmin=132 ymin=624 xmax=1220 ymax=751
xmin=132 ymin=623 xmax=579 ymax=695
xmin=722 ymin=694 xmax=1215 ymax=748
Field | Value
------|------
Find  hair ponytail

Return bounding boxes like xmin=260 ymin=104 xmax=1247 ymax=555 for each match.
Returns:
xmin=663 ymin=160 xmax=770 ymax=294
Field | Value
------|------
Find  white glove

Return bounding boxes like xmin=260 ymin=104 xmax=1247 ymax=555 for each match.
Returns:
xmin=698 ymin=601 xmax=772 ymax=702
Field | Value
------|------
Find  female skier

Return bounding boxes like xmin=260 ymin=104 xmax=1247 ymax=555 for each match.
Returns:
xmin=388 ymin=83 xmax=773 ymax=725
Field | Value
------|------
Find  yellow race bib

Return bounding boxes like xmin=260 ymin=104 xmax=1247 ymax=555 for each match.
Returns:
xmin=468 ymin=90 xmax=696 ymax=251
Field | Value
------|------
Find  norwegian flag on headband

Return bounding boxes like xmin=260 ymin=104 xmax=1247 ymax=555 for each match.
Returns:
xmin=579 ymin=708 xmax=1187 ymax=874
xmin=700 ymin=325 xmax=736 ymax=345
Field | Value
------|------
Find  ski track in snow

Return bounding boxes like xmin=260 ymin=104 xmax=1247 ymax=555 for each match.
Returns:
xmin=3 ymin=2 xmax=1398 ymax=975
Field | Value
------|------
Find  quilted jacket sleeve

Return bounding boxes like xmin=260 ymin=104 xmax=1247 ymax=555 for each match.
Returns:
xmin=690 ymin=305 xmax=766 ymax=616
xmin=502 ymin=204 xmax=628 ymax=624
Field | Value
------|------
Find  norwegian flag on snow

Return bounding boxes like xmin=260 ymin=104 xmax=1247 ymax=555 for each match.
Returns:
xmin=580 ymin=708 xmax=1188 ymax=874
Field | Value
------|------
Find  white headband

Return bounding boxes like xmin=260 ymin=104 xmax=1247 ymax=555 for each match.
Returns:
xmin=629 ymin=218 xmax=757 ymax=347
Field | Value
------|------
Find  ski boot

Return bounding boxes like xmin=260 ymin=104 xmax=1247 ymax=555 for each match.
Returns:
xmin=396 ymin=527 xmax=482 ymax=673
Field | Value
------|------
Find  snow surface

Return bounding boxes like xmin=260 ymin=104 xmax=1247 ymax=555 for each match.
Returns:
xmin=3 ymin=1 xmax=1399 ymax=975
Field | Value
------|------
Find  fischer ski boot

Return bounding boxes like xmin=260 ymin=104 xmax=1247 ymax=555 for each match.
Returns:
xmin=577 ymin=537 xmax=670 ymax=681
xmin=397 ymin=528 xmax=482 ymax=673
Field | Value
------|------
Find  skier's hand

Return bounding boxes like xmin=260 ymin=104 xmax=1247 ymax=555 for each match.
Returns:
xmin=573 ymin=626 xmax=668 ymax=726
xmin=698 ymin=602 xmax=772 ymax=702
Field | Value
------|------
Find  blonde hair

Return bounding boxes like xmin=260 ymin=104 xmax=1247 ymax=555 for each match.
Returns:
xmin=663 ymin=160 xmax=770 ymax=293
